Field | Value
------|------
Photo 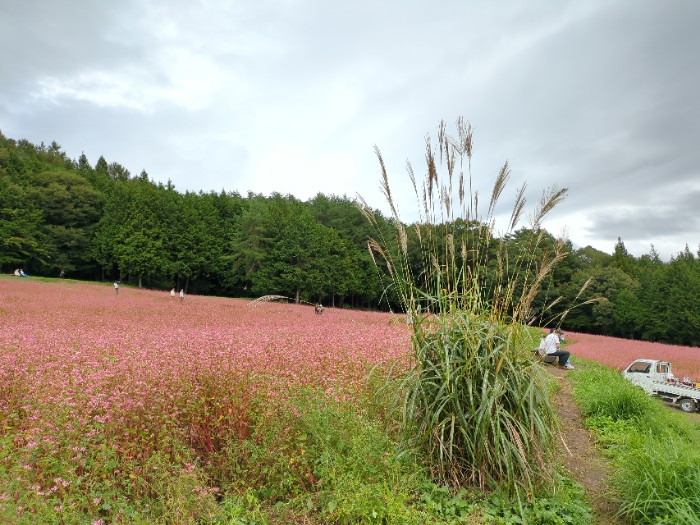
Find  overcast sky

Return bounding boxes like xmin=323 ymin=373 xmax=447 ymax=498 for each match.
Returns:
xmin=1 ymin=0 xmax=698 ymax=260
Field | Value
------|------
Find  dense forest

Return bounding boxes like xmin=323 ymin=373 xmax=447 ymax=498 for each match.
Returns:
xmin=1 ymin=131 xmax=699 ymax=346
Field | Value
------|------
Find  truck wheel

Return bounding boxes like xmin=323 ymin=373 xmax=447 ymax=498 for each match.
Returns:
xmin=679 ymin=398 xmax=697 ymax=413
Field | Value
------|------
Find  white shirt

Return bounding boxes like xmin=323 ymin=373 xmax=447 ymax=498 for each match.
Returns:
xmin=544 ymin=332 xmax=560 ymax=354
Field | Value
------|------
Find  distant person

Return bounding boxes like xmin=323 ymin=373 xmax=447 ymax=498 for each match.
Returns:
xmin=59 ymin=269 xmax=65 ymax=278
xmin=315 ymin=303 xmax=324 ymax=315
xmin=179 ymin=289 xmax=185 ymax=302
xmin=544 ymin=328 xmax=573 ymax=370
xmin=114 ymin=280 xmax=120 ymax=295
xmin=19 ymin=269 xmax=28 ymax=277
xmin=170 ymin=288 xmax=176 ymax=298
xmin=13 ymin=269 xmax=20 ymax=277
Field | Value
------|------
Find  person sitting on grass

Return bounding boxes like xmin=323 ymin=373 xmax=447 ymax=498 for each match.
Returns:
xmin=544 ymin=327 xmax=573 ymax=370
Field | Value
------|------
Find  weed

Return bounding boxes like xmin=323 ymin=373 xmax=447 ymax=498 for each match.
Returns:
xmin=482 ymin=474 xmax=591 ymax=525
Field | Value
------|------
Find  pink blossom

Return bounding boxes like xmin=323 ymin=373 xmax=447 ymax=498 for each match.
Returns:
xmin=0 ymin=278 xmax=411 ymax=479
xmin=567 ymin=331 xmax=700 ymax=378
xmin=7 ymin=277 xmax=695 ymax=499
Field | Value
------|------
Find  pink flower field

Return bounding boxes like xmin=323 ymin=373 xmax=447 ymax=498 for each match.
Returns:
xmin=566 ymin=331 xmax=700 ymax=379
xmin=3 ymin=277 xmax=698 ymax=445
xmin=0 ymin=277 xmax=412 ymax=444
xmin=0 ymin=277 xmax=415 ymax=516
xmin=2 ymin=277 xmax=699 ymax=444
xmin=2 ymin=276 xmax=700 ymax=520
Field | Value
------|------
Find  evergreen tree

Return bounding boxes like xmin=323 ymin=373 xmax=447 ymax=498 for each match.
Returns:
xmin=0 ymin=177 xmax=47 ymax=271
xmin=611 ymin=237 xmax=634 ymax=275
xmin=663 ymin=247 xmax=700 ymax=346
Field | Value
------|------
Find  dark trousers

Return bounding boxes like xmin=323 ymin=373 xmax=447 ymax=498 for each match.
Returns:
xmin=547 ymin=350 xmax=570 ymax=366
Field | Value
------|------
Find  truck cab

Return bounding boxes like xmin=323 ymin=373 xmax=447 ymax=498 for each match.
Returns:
xmin=622 ymin=359 xmax=673 ymax=394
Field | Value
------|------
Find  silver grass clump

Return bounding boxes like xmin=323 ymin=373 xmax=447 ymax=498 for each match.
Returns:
xmin=357 ymin=118 xmax=576 ymax=496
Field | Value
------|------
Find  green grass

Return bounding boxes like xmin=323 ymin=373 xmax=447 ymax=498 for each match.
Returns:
xmin=569 ymin=360 xmax=700 ymax=524
xmin=1 ymin=376 xmax=593 ymax=524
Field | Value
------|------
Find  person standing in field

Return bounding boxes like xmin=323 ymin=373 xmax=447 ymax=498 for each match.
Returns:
xmin=114 ymin=280 xmax=120 ymax=295
xmin=179 ymin=289 xmax=185 ymax=302
xmin=544 ymin=327 xmax=573 ymax=369
xmin=170 ymin=288 xmax=176 ymax=298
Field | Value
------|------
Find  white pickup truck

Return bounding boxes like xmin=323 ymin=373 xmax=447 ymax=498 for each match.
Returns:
xmin=622 ymin=359 xmax=700 ymax=413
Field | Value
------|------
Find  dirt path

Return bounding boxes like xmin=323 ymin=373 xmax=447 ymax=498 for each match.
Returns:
xmin=548 ymin=366 xmax=623 ymax=525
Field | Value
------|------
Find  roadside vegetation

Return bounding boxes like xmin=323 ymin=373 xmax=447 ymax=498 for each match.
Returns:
xmin=569 ymin=361 xmax=700 ymax=524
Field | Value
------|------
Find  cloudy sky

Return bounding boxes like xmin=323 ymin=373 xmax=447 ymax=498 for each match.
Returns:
xmin=1 ymin=0 xmax=698 ymax=260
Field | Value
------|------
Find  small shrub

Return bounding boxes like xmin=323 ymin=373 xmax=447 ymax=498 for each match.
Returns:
xmin=217 ymin=490 xmax=268 ymax=525
xmin=417 ymin=480 xmax=478 ymax=522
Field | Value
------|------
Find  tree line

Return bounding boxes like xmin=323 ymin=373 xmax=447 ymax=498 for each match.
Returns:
xmin=1 ymin=131 xmax=698 ymax=345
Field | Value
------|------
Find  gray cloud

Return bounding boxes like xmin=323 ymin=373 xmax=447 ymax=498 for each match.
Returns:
xmin=586 ymin=187 xmax=700 ymax=242
xmin=1 ymin=0 xmax=698 ymax=261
